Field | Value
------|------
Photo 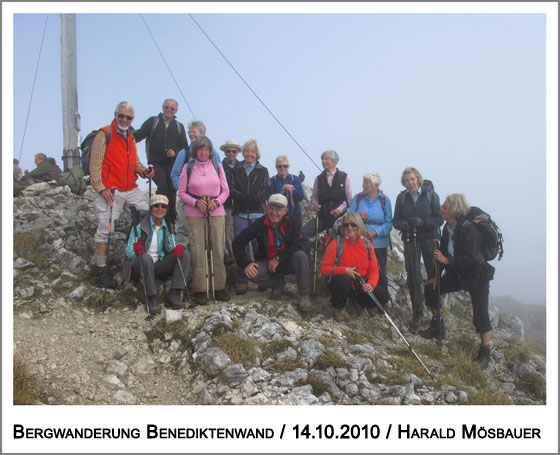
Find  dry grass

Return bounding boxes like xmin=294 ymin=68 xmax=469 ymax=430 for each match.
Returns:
xmin=13 ymin=353 xmax=37 ymax=405
xmin=213 ymin=334 xmax=261 ymax=366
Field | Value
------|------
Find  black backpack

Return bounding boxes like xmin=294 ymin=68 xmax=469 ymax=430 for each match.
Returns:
xmin=464 ymin=206 xmax=504 ymax=261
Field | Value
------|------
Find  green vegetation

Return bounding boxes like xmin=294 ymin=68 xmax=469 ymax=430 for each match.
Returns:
xmin=314 ymin=350 xmax=347 ymax=370
xmin=13 ymin=230 xmax=48 ymax=269
xmin=213 ymin=334 xmax=261 ymax=366
xmin=145 ymin=319 xmax=194 ymax=347
xmin=517 ymin=371 xmax=546 ymax=401
xmin=262 ymin=339 xmax=292 ymax=358
xmin=501 ymin=338 xmax=531 ymax=368
xmin=306 ymin=373 xmax=330 ymax=397
xmin=13 ymin=354 xmax=37 ymax=405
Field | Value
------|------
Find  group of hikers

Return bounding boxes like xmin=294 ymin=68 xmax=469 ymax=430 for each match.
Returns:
xmin=17 ymin=99 xmax=498 ymax=369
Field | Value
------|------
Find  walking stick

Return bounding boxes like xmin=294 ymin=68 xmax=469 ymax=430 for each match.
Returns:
xmin=130 ymin=207 xmax=153 ymax=323
xmin=202 ymin=199 xmax=210 ymax=299
xmin=433 ymin=239 xmax=442 ymax=347
xmin=313 ymin=215 xmax=319 ymax=295
xmin=169 ymin=220 xmax=190 ymax=304
xmin=356 ymin=275 xmax=433 ymax=378
xmin=102 ymin=188 xmax=116 ymax=306
xmin=147 ymin=166 xmax=153 ymax=200
xmin=204 ymin=195 xmax=215 ymax=299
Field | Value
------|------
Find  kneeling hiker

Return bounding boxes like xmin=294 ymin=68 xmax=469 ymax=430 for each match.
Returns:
xmin=423 ymin=194 xmax=496 ymax=368
xmin=320 ymin=212 xmax=390 ymax=322
xmin=123 ymin=195 xmax=190 ymax=315
xmin=232 ymin=194 xmax=311 ymax=312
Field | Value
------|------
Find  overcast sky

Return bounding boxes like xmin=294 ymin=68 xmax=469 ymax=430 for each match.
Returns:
xmin=7 ymin=7 xmax=555 ymax=306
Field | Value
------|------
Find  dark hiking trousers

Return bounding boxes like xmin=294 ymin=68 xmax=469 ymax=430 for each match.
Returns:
xmin=152 ymin=163 xmax=177 ymax=224
xmin=328 ymin=274 xmax=390 ymax=309
xmin=403 ymin=237 xmax=436 ymax=319
xmin=131 ymin=251 xmax=190 ymax=296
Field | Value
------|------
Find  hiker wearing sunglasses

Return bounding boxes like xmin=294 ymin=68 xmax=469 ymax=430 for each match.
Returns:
xmin=134 ymin=99 xmax=188 ymax=224
xmin=90 ymin=101 xmax=154 ymax=289
xmin=122 ymin=195 xmax=190 ymax=315
xmin=392 ymin=166 xmax=443 ymax=333
xmin=270 ymin=155 xmax=305 ymax=226
xmin=320 ymin=212 xmax=390 ymax=322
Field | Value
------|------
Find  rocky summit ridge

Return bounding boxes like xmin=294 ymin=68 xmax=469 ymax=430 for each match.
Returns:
xmin=12 ymin=182 xmax=546 ymax=405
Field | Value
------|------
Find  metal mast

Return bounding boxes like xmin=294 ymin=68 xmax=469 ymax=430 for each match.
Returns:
xmin=60 ymin=13 xmax=81 ymax=171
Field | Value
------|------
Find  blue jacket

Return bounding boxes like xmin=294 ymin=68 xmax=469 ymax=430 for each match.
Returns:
xmin=270 ymin=173 xmax=304 ymax=215
xmin=171 ymin=146 xmax=222 ymax=190
xmin=348 ymin=191 xmax=392 ymax=249
xmin=125 ymin=216 xmax=175 ymax=261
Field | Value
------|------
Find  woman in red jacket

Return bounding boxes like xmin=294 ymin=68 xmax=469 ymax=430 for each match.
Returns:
xmin=320 ymin=212 xmax=390 ymax=322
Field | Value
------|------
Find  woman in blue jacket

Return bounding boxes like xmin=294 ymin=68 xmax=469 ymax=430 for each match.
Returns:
xmin=270 ymin=155 xmax=305 ymax=226
xmin=348 ymin=171 xmax=392 ymax=288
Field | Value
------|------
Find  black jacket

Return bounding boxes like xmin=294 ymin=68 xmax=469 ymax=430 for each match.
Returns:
xmin=133 ymin=113 xmax=188 ymax=167
xmin=439 ymin=218 xmax=494 ymax=291
xmin=393 ymin=180 xmax=443 ymax=241
xmin=229 ymin=162 xmax=271 ymax=216
xmin=222 ymin=157 xmax=242 ymax=209
xmin=232 ymin=213 xmax=304 ymax=269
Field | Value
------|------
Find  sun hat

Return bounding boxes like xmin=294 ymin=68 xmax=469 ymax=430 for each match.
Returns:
xmin=219 ymin=139 xmax=242 ymax=152
xmin=150 ymin=194 xmax=169 ymax=206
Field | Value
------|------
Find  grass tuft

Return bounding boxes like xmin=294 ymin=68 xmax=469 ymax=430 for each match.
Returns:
xmin=13 ymin=354 xmax=38 ymax=405
xmin=314 ymin=350 xmax=347 ymax=370
xmin=213 ymin=334 xmax=261 ymax=366
xmin=13 ymin=230 xmax=48 ymax=269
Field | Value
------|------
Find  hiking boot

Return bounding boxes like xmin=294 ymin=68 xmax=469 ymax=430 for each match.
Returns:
xmin=235 ymin=282 xmax=248 ymax=295
xmin=147 ymin=295 xmax=161 ymax=315
xmin=408 ymin=313 xmax=424 ymax=333
xmin=215 ymin=289 xmax=231 ymax=302
xmin=194 ymin=292 xmax=208 ymax=306
xmin=297 ymin=295 xmax=312 ymax=313
xmin=165 ymin=289 xmax=186 ymax=310
xmin=95 ymin=267 xmax=118 ymax=289
xmin=419 ymin=317 xmax=446 ymax=340
xmin=334 ymin=308 xmax=351 ymax=323
xmin=476 ymin=344 xmax=491 ymax=369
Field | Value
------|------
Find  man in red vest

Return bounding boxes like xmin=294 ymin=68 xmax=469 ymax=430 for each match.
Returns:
xmin=90 ymin=101 xmax=155 ymax=288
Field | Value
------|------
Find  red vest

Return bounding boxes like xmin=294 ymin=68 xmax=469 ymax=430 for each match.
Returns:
xmin=101 ymin=121 xmax=138 ymax=192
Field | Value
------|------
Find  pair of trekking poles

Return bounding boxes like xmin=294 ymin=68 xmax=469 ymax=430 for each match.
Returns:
xmin=406 ymin=228 xmax=443 ymax=347
xmin=201 ymin=195 xmax=215 ymax=300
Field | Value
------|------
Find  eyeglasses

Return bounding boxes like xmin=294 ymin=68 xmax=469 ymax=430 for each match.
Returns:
xmin=163 ymin=105 xmax=177 ymax=111
xmin=225 ymin=149 xmax=239 ymax=154
xmin=276 ymin=164 xmax=289 ymax=169
xmin=152 ymin=204 xmax=168 ymax=209
xmin=117 ymin=113 xmax=134 ymax=121
xmin=343 ymin=222 xmax=358 ymax=229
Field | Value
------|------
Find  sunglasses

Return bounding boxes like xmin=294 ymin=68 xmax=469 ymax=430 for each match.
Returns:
xmin=152 ymin=204 xmax=168 ymax=209
xmin=225 ymin=149 xmax=239 ymax=154
xmin=276 ymin=164 xmax=289 ymax=169
xmin=343 ymin=222 xmax=358 ymax=229
xmin=117 ymin=113 xmax=134 ymax=121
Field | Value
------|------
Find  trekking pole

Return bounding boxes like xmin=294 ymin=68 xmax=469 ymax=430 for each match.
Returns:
xmin=102 ymin=188 xmax=116 ymax=307
xmin=433 ymin=239 xmax=442 ymax=347
xmin=130 ymin=207 xmax=153 ymax=323
xmin=202 ymin=198 xmax=210 ymax=299
xmin=356 ymin=274 xmax=433 ymax=378
xmin=147 ymin=166 xmax=153 ymax=200
xmin=313 ymin=215 xmax=319 ymax=295
xmin=169 ymin=220 xmax=190 ymax=304
xmin=205 ymin=195 xmax=215 ymax=299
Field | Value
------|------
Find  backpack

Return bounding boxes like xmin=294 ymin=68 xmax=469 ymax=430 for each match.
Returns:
xmin=271 ymin=174 xmax=295 ymax=190
xmin=80 ymin=127 xmax=112 ymax=175
xmin=463 ymin=206 xmax=504 ymax=261
xmin=56 ymin=165 xmax=87 ymax=195
xmin=184 ymin=158 xmax=222 ymax=199
xmin=327 ymin=234 xmax=372 ymax=284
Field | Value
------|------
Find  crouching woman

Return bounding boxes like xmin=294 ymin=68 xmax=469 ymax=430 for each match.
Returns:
xmin=122 ymin=195 xmax=190 ymax=315
xmin=320 ymin=212 xmax=390 ymax=322
xmin=423 ymin=193 xmax=495 ymax=368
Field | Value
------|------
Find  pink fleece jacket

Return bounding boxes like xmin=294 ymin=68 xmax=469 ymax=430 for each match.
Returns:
xmin=178 ymin=159 xmax=229 ymax=218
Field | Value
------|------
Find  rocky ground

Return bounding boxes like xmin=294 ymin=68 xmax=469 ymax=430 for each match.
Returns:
xmin=12 ymin=182 xmax=546 ymax=406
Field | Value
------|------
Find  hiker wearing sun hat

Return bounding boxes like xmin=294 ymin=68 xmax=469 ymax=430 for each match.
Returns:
xmin=122 ymin=194 xmax=190 ymax=315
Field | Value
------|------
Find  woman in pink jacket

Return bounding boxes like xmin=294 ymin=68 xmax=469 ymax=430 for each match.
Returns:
xmin=178 ymin=136 xmax=230 ymax=305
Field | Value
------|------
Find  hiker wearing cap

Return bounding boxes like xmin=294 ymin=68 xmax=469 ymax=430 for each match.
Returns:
xmin=228 ymin=139 xmax=272 ymax=294
xmin=90 ymin=101 xmax=155 ymax=289
xmin=301 ymin=150 xmax=352 ymax=256
xmin=220 ymin=139 xmax=243 ymax=272
xmin=348 ymin=171 xmax=393 ymax=289
xmin=270 ymin=155 xmax=305 ymax=226
xmin=123 ymin=195 xmax=190 ymax=315
xmin=178 ymin=136 xmax=230 ymax=305
xmin=320 ymin=212 xmax=390 ymax=322
xmin=423 ymin=194 xmax=495 ymax=368
xmin=393 ymin=166 xmax=443 ymax=332
xmin=232 ymin=193 xmax=311 ymax=312
xmin=134 ymin=99 xmax=188 ymax=224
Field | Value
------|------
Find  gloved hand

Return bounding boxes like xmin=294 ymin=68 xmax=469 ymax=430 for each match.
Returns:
xmin=400 ymin=221 xmax=410 ymax=232
xmin=171 ymin=244 xmax=184 ymax=258
xmin=133 ymin=241 xmax=146 ymax=256
xmin=408 ymin=217 xmax=424 ymax=227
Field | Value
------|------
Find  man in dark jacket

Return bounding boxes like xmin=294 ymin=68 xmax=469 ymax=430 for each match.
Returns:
xmin=232 ymin=194 xmax=311 ymax=312
xmin=134 ymin=99 xmax=188 ymax=224
xmin=392 ymin=167 xmax=443 ymax=332
xmin=19 ymin=153 xmax=62 ymax=186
